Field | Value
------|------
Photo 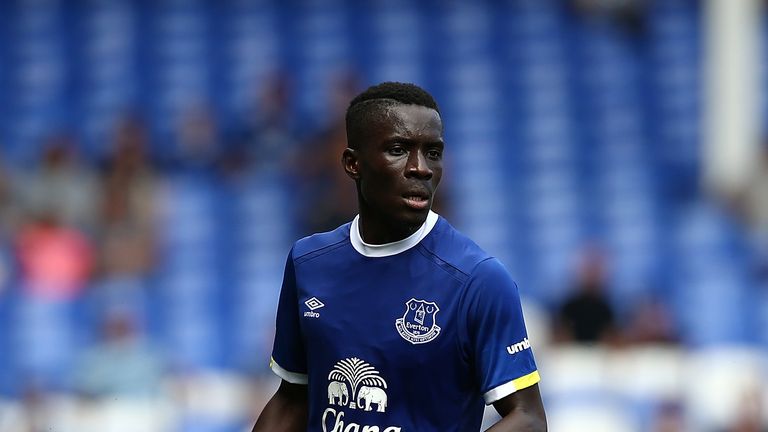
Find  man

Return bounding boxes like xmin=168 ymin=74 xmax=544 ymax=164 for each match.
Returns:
xmin=253 ymin=82 xmax=547 ymax=432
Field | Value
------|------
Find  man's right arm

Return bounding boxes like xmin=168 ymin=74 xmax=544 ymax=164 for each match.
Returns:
xmin=252 ymin=380 xmax=308 ymax=432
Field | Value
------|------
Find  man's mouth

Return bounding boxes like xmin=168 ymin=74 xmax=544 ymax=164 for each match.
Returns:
xmin=403 ymin=193 xmax=430 ymax=210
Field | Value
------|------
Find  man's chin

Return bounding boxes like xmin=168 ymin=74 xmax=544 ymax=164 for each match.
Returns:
xmin=399 ymin=207 xmax=430 ymax=228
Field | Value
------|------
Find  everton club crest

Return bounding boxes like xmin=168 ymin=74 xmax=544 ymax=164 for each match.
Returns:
xmin=395 ymin=298 xmax=441 ymax=344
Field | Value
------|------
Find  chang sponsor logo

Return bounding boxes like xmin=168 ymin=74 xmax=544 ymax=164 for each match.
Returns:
xmin=322 ymin=408 xmax=401 ymax=432
xmin=322 ymin=357 xmax=401 ymax=432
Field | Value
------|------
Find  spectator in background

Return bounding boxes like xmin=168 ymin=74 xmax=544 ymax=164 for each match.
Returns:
xmin=295 ymin=72 xmax=361 ymax=234
xmin=0 ymin=149 xmax=20 ymax=235
xmin=15 ymin=211 xmax=94 ymax=300
xmin=0 ymin=243 xmax=10 ymax=295
xmin=229 ymin=73 xmax=301 ymax=175
xmin=73 ymin=309 xmax=164 ymax=399
xmin=12 ymin=211 xmax=92 ymax=382
xmin=719 ymin=387 xmax=767 ymax=432
xmin=170 ymin=104 xmax=221 ymax=173
xmin=737 ymin=144 xmax=768 ymax=277
xmin=0 ymin=150 xmax=18 ymax=294
xmin=623 ymin=295 xmax=678 ymax=345
xmin=0 ymin=379 xmax=53 ymax=432
xmin=650 ymin=401 xmax=686 ymax=432
xmin=569 ymin=0 xmax=648 ymax=33
xmin=19 ymin=134 xmax=99 ymax=235
xmin=98 ymin=116 xmax=157 ymax=279
xmin=553 ymin=247 xmax=618 ymax=344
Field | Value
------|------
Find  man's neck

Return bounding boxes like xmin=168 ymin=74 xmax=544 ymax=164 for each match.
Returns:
xmin=357 ymin=213 xmax=421 ymax=245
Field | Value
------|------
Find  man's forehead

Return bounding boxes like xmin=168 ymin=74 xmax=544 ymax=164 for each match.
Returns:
xmin=379 ymin=103 xmax=442 ymax=129
xmin=347 ymin=99 xmax=443 ymax=150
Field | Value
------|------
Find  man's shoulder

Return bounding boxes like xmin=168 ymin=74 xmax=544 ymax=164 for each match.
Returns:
xmin=292 ymin=223 xmax=351 ymax=262
xmin=421 ymin=217 xmax=495 ymax=276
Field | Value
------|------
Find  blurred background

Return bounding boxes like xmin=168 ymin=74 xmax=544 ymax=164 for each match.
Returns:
xmin=0 ymin=0 xmax=766 ymax=431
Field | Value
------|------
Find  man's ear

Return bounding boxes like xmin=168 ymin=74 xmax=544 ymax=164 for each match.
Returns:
xmin=342 ymin=147 xmax=360 ymax=180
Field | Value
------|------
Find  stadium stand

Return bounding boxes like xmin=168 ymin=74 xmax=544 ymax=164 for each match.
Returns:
xmin=0 ymin=0 xmax=765 ymax=431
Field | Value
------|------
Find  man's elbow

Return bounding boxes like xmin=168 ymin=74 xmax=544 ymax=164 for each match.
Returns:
xmin=527 ymin=414 xmax=548 ymax=432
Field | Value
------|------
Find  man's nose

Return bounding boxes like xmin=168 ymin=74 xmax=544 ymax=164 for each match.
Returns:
xmin=405 ymin=151 xmax=433 ymax=179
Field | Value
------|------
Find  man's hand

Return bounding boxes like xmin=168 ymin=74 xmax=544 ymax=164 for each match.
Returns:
xmin=252 ymin=380 xmax=308 ymax=432
xmin=487 ymin=384 xmax=547 ymax=432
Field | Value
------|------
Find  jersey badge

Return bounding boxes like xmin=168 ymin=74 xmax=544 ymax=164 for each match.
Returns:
xmin=395 ymin=298 xmax=441 ymax=344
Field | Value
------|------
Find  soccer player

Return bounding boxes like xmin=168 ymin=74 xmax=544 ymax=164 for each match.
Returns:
xmin=253 ymin=82 xmax=547 ymax=432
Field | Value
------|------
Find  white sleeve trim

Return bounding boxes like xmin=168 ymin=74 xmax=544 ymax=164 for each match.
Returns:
xmin=483 ymin=371 xmax=541 ymax=405
xmin=270 ymin=358 xmax=308 ymax=385
xmin=483 ymin=380 xmax=519 ymax=404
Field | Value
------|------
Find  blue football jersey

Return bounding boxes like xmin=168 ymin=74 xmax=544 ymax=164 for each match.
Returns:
xmin=271 ymin=211 xmax=540 ymax=432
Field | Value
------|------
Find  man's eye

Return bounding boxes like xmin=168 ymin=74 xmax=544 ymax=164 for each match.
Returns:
xmin=427 ymin=150 xmax=442 ymax=160
xmin=388 ymin=147 xmax=406 ymax=156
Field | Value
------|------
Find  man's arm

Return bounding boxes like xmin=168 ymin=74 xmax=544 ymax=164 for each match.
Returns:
xmin=486 ymin=384 xmax=547 ymax=432
xmin=252 ymin=380 xmax=308 ymax=432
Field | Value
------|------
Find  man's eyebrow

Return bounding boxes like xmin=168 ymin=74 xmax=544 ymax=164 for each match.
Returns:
xmin=383 ymin=137 xmax=444 ymax=145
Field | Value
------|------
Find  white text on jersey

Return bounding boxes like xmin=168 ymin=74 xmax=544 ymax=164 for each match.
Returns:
xmin=506 ymin=338 xmax=531 ymax=355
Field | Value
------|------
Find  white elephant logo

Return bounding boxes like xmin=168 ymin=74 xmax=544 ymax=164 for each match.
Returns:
xmin=327 ymin=358 xmax=389 ymax=412
xmin=357 ymin=385 xmax=388 ymax=412
xmin=327 ymin=381 xmax=349 ymax=406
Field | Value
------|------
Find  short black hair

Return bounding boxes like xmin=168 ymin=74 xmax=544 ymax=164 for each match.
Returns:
xmin=345 ymin=82 xmax=440 ymax=149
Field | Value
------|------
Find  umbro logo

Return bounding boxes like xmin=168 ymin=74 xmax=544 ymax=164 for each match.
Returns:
xmin=304 ymin=297 xmax=324 ymax=318
xmin=506 ymin=337 xmax=531 ymax=355
xmin=305 ymin=297 xmax=325 ymax=310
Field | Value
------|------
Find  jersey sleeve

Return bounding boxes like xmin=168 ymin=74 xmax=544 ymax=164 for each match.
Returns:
xmin=269 ymin=247 xmax=308 ymax=384
xmin=465 ymin=258 xmax=540 ymax=404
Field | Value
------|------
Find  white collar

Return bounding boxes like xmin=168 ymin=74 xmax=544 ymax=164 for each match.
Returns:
xmin=350 ymin=211 xmax=439 ymax=258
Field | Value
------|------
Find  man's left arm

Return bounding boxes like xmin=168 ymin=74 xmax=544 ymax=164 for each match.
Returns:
xmin=463 ymin=258 xmax=547 ymax=431
xmin=487 ymin=384 xmax=547 ymax=432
